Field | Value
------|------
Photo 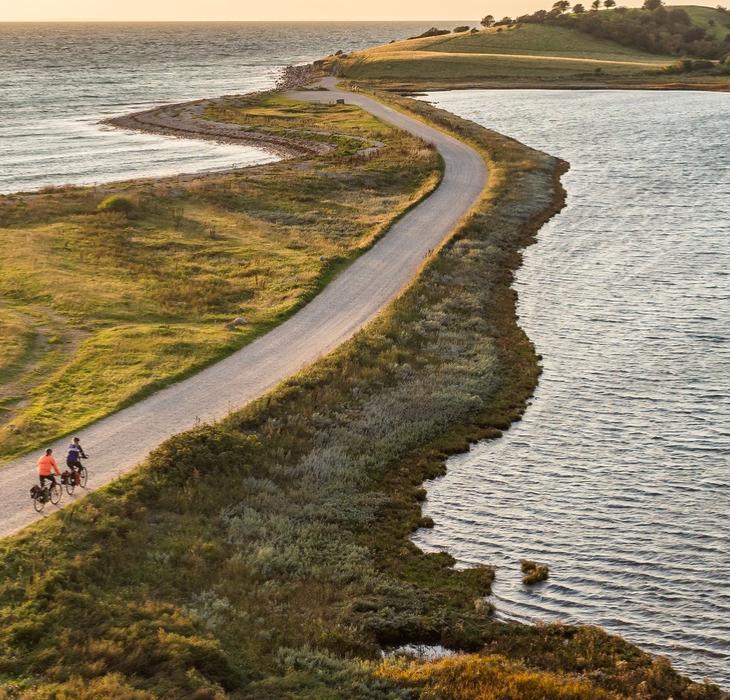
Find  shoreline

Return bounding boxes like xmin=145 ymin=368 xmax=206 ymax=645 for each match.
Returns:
xmin=343 ymin=76 xmax=730 ymax=93
xmin=0 ymin=75 xmax=725 ymax=697
xmin=104 ymin=98 xmax=322 ymax=160
xmin=101 ymin=64 xmax=328 ymax=161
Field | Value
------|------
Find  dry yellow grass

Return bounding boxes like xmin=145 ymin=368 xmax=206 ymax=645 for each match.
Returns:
xmin=377 ymin=654 xmax=617 ymax=699
xmin=0 ymin=95 xmax=439 ymax=459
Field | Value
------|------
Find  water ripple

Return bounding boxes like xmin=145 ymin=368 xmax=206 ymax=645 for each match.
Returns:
xmin=414 ymin=90 xmax=730 ymax=689
xmin=0 ymin=22 xmax=436 ymax=193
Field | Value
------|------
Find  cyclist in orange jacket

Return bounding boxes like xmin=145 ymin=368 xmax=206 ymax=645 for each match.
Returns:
xmin=37 ymin=448 xmax=61 ymax=489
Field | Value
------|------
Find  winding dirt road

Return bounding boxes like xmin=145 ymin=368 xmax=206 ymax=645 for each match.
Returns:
xmin=0 ymin=80 xmax=487 ymax=538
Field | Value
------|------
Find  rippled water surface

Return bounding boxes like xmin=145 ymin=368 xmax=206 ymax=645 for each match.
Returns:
xmin=0 ymin=22 xmax=436 ymax=193
xmin=414 ymin=90 xmax=730 ymax=687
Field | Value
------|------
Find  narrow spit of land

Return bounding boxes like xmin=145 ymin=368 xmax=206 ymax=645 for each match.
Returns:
xmin=0 ymin=78 xmax=487 ymax=538
xmin=1 ymin=76 xmax=722 ymax=700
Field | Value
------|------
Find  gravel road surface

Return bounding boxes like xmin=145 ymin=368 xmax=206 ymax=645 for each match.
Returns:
xmin=0 ymin=80 xmax=487 ymax=538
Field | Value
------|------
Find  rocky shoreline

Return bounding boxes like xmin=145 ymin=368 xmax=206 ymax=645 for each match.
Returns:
xmin=104 ymin=63 xmax=332 ymax=160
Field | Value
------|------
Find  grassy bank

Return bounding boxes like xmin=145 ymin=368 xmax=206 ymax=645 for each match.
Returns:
xmin=327 ymin=20 xmax=730 ymax=92
xmin=0 ymin=93 xmax=722 ymax=699
xmin=0 ymin=95 xmax=439 ymax=461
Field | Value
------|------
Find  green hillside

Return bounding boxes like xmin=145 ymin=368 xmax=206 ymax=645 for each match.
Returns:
xmin=681 ymin=4 xmax=730 ymax=40
xmin=330 ymin=5 xmax=730 ymax=90
xmin=424 ymin=23 xmax=671 ymax=61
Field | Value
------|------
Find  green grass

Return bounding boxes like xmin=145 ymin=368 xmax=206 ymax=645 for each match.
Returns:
xmin=423 ymin=23 xmax=671 ymax=61
xmin=0 ymin=95 xmax=439 ymax=461
xmin=329 ymin=13 xmax=730 ymax=90
xmin=680 ymin=4 xmax=730 ymax=41
xmin=333 ymin=25 xmax=673 ymax=86
xmin=340 ymin=51 xmax=659 ymax=83
xmin=0 ymin=93 xmax=721 ymax=700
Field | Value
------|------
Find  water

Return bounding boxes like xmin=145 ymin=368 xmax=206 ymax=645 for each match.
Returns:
xmin=0 ymin=22 xmax=438 ymax=193
xmin=413 ymin=89 xmax=730 ymax=687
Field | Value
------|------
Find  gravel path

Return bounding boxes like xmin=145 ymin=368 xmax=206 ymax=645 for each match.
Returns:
xmin=0 ymin=80 xmax=487 ymax=538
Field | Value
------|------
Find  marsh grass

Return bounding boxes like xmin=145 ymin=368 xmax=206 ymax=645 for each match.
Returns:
xmin=521 ymin=559 xmax=550 ymax=585
xmin=0 ymin=96 xmax=438 ymax=460
xmin=0 ymin=96 xmax=721 ymax=699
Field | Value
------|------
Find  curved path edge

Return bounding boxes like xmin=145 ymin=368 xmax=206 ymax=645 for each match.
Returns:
xmin=0 ymin=80 xmax=488 ymax=538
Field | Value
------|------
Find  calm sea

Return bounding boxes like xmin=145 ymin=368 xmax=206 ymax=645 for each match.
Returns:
xmin=414 ymin=89 xmax=730 ymax=688
xmin=0 ymin=22 xmax=440 ymax=193
xmin=3 ymin=23 xmax=729 ymax=690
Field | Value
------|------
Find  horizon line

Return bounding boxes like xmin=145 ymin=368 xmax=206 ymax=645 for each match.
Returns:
xmin=0 ymin=18 xmax=474 ymax=23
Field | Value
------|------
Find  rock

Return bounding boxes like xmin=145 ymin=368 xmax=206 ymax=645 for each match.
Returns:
xmin=225 ymin=316 xmax=248 ymax=330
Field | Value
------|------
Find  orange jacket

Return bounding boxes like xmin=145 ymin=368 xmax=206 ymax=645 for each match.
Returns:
xmin=37 ymin=454 xmax=60 ymax=477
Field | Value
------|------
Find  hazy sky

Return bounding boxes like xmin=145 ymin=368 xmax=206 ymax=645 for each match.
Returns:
xmin=2 ymin=0 xmax=695 ymax=22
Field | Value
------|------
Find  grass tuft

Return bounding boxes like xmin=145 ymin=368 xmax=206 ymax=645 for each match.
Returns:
xmin=521 ymin=559 xmax=550 ymax=585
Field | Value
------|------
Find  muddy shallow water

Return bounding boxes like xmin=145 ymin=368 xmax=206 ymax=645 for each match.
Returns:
xmin=414 ymin=89 xmax=730 ymax=687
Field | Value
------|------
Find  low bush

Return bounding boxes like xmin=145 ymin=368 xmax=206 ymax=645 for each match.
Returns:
xmin=521 ymin=559 xmax=550 ymax=584
xmin=409 ymin=27 xmax=451 ymax=39
xmin=96 ymin=194 xmax=136 ymax=216
xmin=377 ymin=654 xmax=617 ymax=699
xmin=663 ymin=57 xmax=718 ymax=73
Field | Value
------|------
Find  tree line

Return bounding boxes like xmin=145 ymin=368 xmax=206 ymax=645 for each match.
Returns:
xmin=480 ymin=1 xmax=730 ymax=60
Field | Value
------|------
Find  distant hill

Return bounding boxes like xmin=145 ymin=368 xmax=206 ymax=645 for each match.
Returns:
xmin=682 ymin=4 xmax=730 ymax=41
xmin=512 ymin=3 xmax=730 ymax=59
xmin=422 ymin=23 xmax=672 ymax=61
xmin=327 ymin=5 xmax=730 ymax=90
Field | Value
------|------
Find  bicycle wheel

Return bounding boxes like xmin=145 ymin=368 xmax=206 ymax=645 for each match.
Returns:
xmin=49 ymin=483 xmax=62 ymax=505
xmin=79 ymin=466 xmax=88 ymax=488
xmin=32 ymin=494 xmax=45 ymax=513
xmin=64 ymin=473 xmax=75 ymax=496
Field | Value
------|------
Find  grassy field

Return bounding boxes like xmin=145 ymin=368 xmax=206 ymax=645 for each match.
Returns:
xmin=330 ymin=18 xmax=730 ymax=91
xmin=422 ymin=23 xmax=672 ymax=60
xmin=0 ymin=95 xmax=439 ymax=461
xmin=0 ymin=92 xmax=722 ymax=700
xmin=681 ymin=4 xmax=730 ymax=40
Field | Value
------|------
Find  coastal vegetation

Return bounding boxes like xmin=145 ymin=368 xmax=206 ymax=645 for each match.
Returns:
xmin=327 ymin=5 xmax=730 ymax=91
xmin=0 ymin=95 xmax=439 ymax=460
xmin=0 ymin=90 xmax=723 ymax=699
xmin=513 ymin=3 xmax=730 ymax=59
xmin=521 ymin=560 xmax=550 ymax=585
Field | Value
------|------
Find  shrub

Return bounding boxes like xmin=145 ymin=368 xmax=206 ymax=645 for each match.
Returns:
xmin=97 ymin=194 xmax=135 ymax=216
xmin=408 ymin=27 xmax=451 ymax=39
xmin=453 ymin=25 xmax=471 ymax=33
xmin=521 ymin=1 xmax=729 ymax=58
xmin=521 ymin=559 xmax=550 ymax=584
xmin=664 ymin=58 xmax=717 ymax=73
xmin=377 ymin=654 xmax=616 ymax=699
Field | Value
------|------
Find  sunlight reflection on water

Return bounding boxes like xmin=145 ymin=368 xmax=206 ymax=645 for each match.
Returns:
xmin=414 ymin=89 xmax=730 ymax=688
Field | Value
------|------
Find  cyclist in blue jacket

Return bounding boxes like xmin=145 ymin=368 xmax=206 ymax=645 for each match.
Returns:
xmin=66 ymin=437 xmax=87 ymax=481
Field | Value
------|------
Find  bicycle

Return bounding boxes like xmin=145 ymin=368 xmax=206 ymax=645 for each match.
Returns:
xmin=30 ymin=481 xmax=62 ymax=512
xmin=61 ymin=462 xmax=88 ymax=495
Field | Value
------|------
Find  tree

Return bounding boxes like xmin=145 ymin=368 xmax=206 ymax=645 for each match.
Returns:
xmin=480 ymin=14 xmax=495 ymax=27
xmin=591 ymin=0 xmax=602 ymax=10
xmin=573 ymin=3 xmax=586 ymax=12
xmin=643 ymin=0 xmax=663 ymax=9
xmin=553 ymin=0 xmax=571 ymax=12
xmin=604 ymin=0 xmax=616 ymax=6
